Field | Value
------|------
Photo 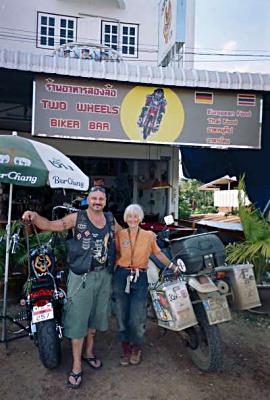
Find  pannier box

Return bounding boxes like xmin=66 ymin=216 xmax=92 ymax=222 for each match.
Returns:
xmin=150 ymin=280 xmax=198 ymax=331
xmin=170 ymin=233 xmax=225 ymax=274
xmin=216 ymin=264 xmax=261 ymax=310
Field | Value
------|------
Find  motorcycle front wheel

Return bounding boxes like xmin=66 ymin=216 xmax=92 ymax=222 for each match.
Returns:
xmin=142 ymin=116 xmax=153 ymax=139
xmin=36 ymin=319 xmax=61 ymax=369
xmin=185 ymin=303 xmax=223 ymax=372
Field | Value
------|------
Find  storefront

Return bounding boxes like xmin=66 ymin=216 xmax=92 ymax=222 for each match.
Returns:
xmin=0 ymin=52 xmax=267 ymax=223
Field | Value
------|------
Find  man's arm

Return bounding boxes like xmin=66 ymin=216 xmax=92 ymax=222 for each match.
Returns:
xmin=22 ymin=210 xmax=77 ymax=232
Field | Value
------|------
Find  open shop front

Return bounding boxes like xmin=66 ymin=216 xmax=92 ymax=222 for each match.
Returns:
xmin=70 ymin=156 xmax=173 ymax=224
xmin=0 ymin=136 xmax=180 ymax=230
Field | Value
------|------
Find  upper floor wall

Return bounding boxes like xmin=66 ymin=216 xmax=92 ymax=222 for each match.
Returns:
xmin=0 ymin=0 xmax=195 ymax=67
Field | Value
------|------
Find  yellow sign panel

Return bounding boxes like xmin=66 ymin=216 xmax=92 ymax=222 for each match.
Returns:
xmin=120 ymin=86 xmax=185 ymax=142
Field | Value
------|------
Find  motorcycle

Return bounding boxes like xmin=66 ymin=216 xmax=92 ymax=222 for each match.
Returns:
xmin=147 ymin=226 xmax=233 ymax=372
xmin=148 ymin=219 xmax=261 ymax=372
xmin=1 ymin=202 xmax=86 ymax=368
xmin=137 ymin=88 xmax=166 ymax=140
xmin=9 ymin=222 xmax=66 ymax=369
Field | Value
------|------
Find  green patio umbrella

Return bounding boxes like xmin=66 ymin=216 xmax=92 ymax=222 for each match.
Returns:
xmin=0 ymin=132 xmax=89 ymax=342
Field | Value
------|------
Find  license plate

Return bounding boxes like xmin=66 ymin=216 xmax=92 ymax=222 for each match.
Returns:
xmin=32 ymin=303 xmax=54 ymax=324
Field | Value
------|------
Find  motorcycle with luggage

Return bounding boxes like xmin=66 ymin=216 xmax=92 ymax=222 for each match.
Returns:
xmin=147 ymin=218 xmax=261 ymax=372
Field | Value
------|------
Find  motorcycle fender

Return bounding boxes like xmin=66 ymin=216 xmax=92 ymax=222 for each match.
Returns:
xmin=188 ymin=276 xmax=219 ymax=293
xmin=198 ymin=292 xmax=232 ymax=325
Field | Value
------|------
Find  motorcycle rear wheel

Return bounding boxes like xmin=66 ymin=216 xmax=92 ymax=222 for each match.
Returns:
xmin=36 ymin=319 xmax=61 ymax=369
xmin=186 ymin=303 xmax=223 ymax=372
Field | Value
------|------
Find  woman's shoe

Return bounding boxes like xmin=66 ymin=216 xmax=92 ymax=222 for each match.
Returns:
xmin=130 ymin=346 xmax=142 ymax=365
xmin=120 ymin=341 xmax=131 ymax=366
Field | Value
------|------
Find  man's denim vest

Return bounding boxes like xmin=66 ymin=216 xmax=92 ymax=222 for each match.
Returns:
xmin=72 ymin=210 xmax=116 ymax=272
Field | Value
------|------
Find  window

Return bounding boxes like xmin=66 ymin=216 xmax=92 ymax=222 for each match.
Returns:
xmin=101 ymin=21 xmax=138 ymax=58
xmin=37 ymin=12 xmax=77 ymax=49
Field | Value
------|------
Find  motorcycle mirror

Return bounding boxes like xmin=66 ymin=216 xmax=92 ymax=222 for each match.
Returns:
xmin=177 ymin=258 xmax=187 ymax=272
xmin=164 ymin=215 xmax=174 ymax=225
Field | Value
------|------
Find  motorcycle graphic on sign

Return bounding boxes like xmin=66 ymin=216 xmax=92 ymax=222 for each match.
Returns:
xmin=137 ymin=88 xmax=167 ymax=140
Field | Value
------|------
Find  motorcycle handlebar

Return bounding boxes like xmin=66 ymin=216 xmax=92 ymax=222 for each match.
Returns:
xmin=52 ymin=203 xmax=78 ymax=220
xmin=10 ymin=223 xmax=24 ymax=254
xmin=11 ymin=233 xmax=20 ymax=254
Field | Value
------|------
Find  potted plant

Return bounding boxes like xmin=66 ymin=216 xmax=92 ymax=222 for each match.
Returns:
xmin=226 ymin=177 xmax=270 ymax=311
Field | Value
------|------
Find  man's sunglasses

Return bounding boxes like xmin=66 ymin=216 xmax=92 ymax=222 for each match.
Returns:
xmin=89 ymin=186 xmax=106 ymax=193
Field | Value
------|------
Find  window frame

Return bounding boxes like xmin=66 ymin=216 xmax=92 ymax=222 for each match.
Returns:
xmin=101 ymin=20 xmax=139 ymax=58
xmin=37 ymin=12 xmax=78 ymax=50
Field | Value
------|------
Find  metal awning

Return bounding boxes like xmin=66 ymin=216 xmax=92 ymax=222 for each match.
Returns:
xmin=1 ymin=48 xmax=270 ymax=91
xmin=199 ymin=175 xmax=237 ymax=191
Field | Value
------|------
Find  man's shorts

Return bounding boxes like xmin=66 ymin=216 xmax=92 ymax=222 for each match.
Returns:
xmin=63 ymin=269 xmax=112 ymax=339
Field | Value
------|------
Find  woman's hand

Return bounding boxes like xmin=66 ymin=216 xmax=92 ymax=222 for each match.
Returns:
xmin=170 ymin=263 xmax=181 ymax=276
xmin=168 ymin=259 xmax=186 ymax=275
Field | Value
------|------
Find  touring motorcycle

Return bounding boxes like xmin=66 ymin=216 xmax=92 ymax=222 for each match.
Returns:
xmin=147 ymin=219 xmax=261 ymax=372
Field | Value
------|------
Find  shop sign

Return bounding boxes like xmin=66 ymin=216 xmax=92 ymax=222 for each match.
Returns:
xmin=32 ymin=75 xmax=262 ymax=149
xmin=158 ymin=0 xmax=187 ymax=66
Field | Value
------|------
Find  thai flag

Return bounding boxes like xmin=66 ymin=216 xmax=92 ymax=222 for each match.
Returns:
xmin=237 ymin=93 xmax=256 ymax=106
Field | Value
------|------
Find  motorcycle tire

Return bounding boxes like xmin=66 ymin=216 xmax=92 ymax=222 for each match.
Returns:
xmin=143 ymin=126 xmax=151 ymax=140
xmin=36 ymin=319 xmax=61 ymax=369
xmin=186 ymin=303 xmax=223 ymax=372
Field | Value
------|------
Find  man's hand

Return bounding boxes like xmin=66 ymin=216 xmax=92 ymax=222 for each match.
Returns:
xmin=22 ymin=210 xmax=38 ymax=223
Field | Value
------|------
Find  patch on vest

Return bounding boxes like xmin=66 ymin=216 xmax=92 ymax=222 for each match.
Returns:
xmin=77 ymin=223 xmax=87 ymax=231
xmin=82 ymin=237 xmax=91 ymax=250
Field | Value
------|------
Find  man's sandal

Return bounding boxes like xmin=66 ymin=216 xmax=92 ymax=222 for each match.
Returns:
xmin=67 ymin=371 xmax=82 ymax=389
xmin=82 ymin=355 xmax=103 ymax=369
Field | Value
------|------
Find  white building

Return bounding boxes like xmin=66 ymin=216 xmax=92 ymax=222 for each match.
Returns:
xmin=0 ymin=0 xmax=195 ymax=67
xmin=0 ymin=0 xmax=269 ymax=223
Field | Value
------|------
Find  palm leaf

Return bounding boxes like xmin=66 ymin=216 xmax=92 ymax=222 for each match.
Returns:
xmin=226 ymin=176 xmax=270 ymax=283
xmin=238 ymin=176 xmax=270 ymax=242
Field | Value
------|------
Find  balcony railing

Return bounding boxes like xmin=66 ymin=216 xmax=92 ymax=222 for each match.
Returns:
xmin=53 ymin=42 xmax=123 ymax=63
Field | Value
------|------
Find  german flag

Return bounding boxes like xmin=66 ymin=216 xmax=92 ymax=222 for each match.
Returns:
xmin=237 ymin=93 xmax=256 ymax=106
xmin=194 ymin=91 xmax=213 ymax=105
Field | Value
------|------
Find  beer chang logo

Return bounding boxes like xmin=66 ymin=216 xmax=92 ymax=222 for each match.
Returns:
xmin=0 ymin=171 xmax=37 ymax=184
xmin=52 ymin=175 xmax=84 ymax=188
xmin=0 ymin=154 xmax=32 ymax=166
xmin=49 ymin=159 xmax=74 ymax=171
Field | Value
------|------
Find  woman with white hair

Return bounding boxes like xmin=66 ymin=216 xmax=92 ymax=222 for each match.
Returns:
xmin=113 ymin=204 xmax=177 ymax=366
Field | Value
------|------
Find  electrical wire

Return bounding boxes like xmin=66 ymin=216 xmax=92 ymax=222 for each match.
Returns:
xmin=1 ymin=25 xmax=269 ymax=54
xmin=0 ymin=26 xmax=270 ymax=58
xmin=0 ymin=28 xmax=270 ymax=67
